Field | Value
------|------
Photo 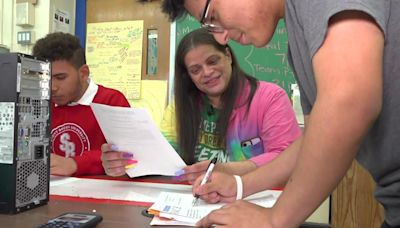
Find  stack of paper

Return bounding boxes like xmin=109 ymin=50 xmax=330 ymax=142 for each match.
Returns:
xmin=148 ymin=190 xmax=281 ymax=226
xmin=50 ymin=175 xmax=192 ymax=203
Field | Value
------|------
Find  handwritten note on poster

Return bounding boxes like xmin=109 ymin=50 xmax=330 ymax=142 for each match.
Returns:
xmin=86 ymin=20 xmax=143 ymax=99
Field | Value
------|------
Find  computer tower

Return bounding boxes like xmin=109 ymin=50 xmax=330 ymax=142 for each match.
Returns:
xmin=0 ymin=53 xmax=51 ymax=214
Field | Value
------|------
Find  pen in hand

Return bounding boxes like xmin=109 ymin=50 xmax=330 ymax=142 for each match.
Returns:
xmin=192 ymin=157 xmax=218 ymax=206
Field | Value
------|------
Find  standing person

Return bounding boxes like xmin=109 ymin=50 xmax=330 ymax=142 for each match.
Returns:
xmin=160 ymin=1 xmax=400 ymax=228
xmin=101 ymin=28 xmax=301 ymax=182
xmin=32 ymin=32 xmax=131 ymax=177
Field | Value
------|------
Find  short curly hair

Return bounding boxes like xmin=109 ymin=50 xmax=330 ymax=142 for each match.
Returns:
xmin=161 ymin=0 xmax=187 ymax=21
xmin=32 ymin=32 xmax=86 ymax=69
xmin=137 ymin=0 xmax=187 ymax=21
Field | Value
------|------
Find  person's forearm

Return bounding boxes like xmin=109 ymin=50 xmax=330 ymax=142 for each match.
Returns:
xmin=218 ymin=160 xmax=258 ymax=176
xmin=241 ymin=138 xmax=302 ymax=197
xmin=271 ymin=96 xmax=379 ymax=227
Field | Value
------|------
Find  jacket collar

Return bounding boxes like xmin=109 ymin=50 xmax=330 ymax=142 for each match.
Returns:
xmin=67 ymin=79 xmax=98 ymax=106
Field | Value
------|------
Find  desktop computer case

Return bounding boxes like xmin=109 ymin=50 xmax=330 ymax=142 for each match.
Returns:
xmin=0 ymin=53 xmax=51 ymax=214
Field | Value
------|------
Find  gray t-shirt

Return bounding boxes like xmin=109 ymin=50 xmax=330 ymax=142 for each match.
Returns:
xmin=285 ymin=0 xmax=400 ymax=225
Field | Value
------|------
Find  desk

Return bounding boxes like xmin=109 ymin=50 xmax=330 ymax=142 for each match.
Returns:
xmin=0 ymin=198 xmax=331 ymax=228
xmin=0 ymin=176 xmax=330 ymax=227
xmin=0 ymin=197 xmax=155 ymax=228
xmin=0 ymin=176 xmax=182 ymax=228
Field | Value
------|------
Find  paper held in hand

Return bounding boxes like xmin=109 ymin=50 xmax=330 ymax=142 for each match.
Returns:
xmin=148 ymin=190 xmax=282 ymax=226
xmin=90 ymin=103 xmax=186 ymax=178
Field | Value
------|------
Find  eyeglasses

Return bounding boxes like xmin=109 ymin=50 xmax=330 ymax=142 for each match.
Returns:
xmin=200 ymin=0 xmax=225 ymax=33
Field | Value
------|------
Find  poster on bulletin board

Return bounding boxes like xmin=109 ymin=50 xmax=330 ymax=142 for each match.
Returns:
xmin=86 ymin=20 xmax=143 ymax=99
xmin=53 ymin=8 xmax=71 ymax=33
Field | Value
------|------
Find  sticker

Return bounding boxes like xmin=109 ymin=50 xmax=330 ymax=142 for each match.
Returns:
xmin=16 ymin=63 xmax=21 ymax=93
xmin=0 ymin=102 xmax=15 ymax=164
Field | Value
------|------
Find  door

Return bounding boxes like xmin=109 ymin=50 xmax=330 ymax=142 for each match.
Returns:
xmin=331 ymin=160 xmax=384 ymax=228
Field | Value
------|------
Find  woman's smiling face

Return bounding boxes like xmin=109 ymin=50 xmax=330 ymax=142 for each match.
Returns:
xmin=184 ymin=44 xmax=233 ymax=103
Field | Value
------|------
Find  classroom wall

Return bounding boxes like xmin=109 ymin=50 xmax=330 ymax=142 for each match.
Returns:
xmin=49 ymin=0 xmax=76 ymax=33
xmin=0 ymin=0 xmax=75 ymax=54
xmin=0 ymin=0 xmax=14 ymax=50
xmin=85 ymin=0 xmax=171 ymax=126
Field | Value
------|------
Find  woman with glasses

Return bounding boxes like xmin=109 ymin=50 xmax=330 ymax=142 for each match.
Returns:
xmin=100 ymin=29 xmax=300 ymax=182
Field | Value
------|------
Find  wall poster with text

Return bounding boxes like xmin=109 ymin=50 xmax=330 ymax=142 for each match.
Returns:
xmin=86 ymin=20 xmax=144 ymax=99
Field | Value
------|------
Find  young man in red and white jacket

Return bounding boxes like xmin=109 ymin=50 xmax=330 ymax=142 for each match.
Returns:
xmin=33 ymin=32 xmax=131 ymax=176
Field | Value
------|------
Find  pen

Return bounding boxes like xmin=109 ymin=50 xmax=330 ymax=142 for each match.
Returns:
xmin=192 ymin=157 xmax=218 ymax=206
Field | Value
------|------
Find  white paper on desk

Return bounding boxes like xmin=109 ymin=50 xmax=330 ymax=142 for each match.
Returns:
xmin=90 ymin=103 xmax=186 ymax=178
xmin=50 ymin=176 xmax=192 ymax=203
xmin=149 ymin=190 xmax=281 ymax=226
xmin=50 ymin=175 xmax=80 ymax=187
xmin=150 ymin=215 xmax=194 ymax=226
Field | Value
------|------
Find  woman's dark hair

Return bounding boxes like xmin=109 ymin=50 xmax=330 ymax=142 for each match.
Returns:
xmin=175 ymin=28 xmax=258 ymax=164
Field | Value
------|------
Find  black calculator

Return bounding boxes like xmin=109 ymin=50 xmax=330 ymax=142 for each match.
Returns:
xmin=37 ymin=212 xmax=103 ymax=228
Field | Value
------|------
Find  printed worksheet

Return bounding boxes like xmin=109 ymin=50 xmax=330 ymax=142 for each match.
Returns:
xmin=90 ymin=103 xmax=186 ymax=177
xmin=148 ymin=190 xmax=281 ymax=226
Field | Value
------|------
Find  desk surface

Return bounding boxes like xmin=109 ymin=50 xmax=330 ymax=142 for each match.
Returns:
xmin=0 ymin=198 xmax=158 ymax=228
xmin=0 ymin=176 xmax=330 ymax=227
xmin=0 ymin=197 xmax=330 ymax=228
xmin=0 ymin=176 xmax=186 ymax=228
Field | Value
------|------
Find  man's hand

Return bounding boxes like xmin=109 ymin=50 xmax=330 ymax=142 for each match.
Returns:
xmin=192 ymin=171 xmax=237 ymax=204
xmin=196 ymin=200 xmax=275 ymax=228
xmin=101 ymin=143 xmax=136 ymax=177
xmin=50 ymin=153 xmax=78 ymax=176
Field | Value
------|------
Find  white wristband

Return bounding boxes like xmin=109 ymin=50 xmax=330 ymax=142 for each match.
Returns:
xmin=233 ymin=175 xmax=243 ymax=200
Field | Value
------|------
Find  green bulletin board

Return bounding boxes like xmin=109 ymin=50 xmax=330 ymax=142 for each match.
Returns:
xmin=176 ymin=15 xmax=295 ymax=95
